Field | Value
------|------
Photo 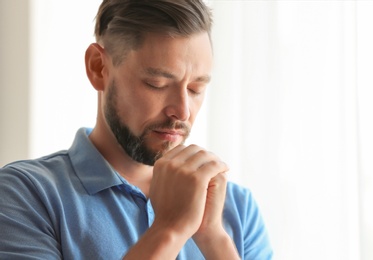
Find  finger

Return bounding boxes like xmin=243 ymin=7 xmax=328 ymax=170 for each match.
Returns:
xmin=161 ymin=144 xmax=187 ymax=160
xmin=195 ymin=160 xmax=230 ymax=181
xmin=183 ymin=149 xmax=217 ymax=170
xmin=162 ymin=144 xmax=202 ymax=161
xmin=184 ymin=149 xmax=229 ymax=174
xmin=209 ymin=171 xmax=229 ymax=191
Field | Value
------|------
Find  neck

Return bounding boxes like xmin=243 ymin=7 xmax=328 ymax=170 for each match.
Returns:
xmin=89 ymin=126 xmax=153 ymax=197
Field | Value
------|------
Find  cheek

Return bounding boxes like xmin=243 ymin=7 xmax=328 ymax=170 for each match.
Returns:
xmin=114 ymin=78 xmax=155 ymax=115
xmin=120 ymin=96 xmax=155 ymax=118
xmin=117 ymin=90 xmax=164 ymax=129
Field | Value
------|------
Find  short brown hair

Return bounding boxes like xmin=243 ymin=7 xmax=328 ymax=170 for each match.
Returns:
xmin=95 ymin=0 xmax=213 ymax=65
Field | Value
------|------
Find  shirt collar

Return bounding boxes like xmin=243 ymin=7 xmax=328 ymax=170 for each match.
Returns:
xmin=68 ymin=128 xmax=124 ymax=195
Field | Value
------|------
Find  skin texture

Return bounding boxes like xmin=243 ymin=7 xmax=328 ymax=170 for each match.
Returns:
xmin=85 ymin=32 xmax=240 ymax=259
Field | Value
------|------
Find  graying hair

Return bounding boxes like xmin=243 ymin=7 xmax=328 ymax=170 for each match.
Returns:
xmin=95 ymin=0 xmax=213 ymax=65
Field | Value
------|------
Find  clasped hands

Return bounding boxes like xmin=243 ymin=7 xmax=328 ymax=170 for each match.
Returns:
xmin=150 ymin=144 xmax=231 ymax=250
xmin=124 ymin=144 xmax=240 ymax=259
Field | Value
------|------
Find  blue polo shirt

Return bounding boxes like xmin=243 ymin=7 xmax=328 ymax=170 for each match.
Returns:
xmin=0 ymin=128 xmax=272 ymax=259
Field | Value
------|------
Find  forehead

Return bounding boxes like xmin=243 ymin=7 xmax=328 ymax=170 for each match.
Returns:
xmin=124 ymin=32 xmax=213 ymax=81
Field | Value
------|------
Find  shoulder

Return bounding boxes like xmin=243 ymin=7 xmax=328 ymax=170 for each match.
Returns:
xmin=225 ymin=182 xmax=256 ymax=214
xmin=0 ymin=154 xmax=70 ymax=259
xmin=224 ymin=182 xmax=260 ymax=230
xmin=0 ymin=150 xmax=78 ymax=226
xmin=226 ymin=181 xmax=252 ymax=196
xmin=0 ymin=150 xmax=72 ymax=191
xmin=2 ymin=150 xmax=70 ymax=171
xmin=225 ymin=181 xmax=267 ymax=228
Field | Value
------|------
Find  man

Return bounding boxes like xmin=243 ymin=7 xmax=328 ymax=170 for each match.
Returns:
xmin=0 ymin=0 xmax=272 ymax=259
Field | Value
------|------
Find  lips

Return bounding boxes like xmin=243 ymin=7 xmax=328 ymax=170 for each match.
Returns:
xmin=154 ymin=129 xmax=186 ymax=136
xmin=152 ymin=129 xmax=186 ymax=142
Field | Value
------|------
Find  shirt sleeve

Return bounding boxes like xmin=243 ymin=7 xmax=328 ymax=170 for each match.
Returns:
xmin=225 ymin=182 xmax=273 ymax=260
xmin=0 ymin=166 xmax=62 ymax=259
xmin=243 ymin=189 xmax=273 ymax=260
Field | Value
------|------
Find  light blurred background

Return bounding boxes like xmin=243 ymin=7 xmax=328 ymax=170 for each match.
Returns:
xmin=0 ymin=1 xmax=372 ymax=259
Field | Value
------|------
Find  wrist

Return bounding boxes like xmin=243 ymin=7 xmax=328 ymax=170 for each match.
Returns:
xmin=123 ymin=221 xmax=190 ymax=260
xmin=193 ymin=225 xmax=227 ymax=245
xmin=151 ymin=218 xmax=192 ymax=244
xmin=193 ymin=227 xmax=241 ymax=260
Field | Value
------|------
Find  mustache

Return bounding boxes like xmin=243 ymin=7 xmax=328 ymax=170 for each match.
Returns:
xmin=145 ymin=119 xmax=191 ymax=135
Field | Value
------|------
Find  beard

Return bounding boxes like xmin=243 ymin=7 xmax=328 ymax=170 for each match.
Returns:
xmin=104 ymin=80 xmax=191 ymax=166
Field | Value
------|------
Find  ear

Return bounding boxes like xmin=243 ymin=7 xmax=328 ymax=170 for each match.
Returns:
xmin=85 ymin=43 xmax=109 ymax=91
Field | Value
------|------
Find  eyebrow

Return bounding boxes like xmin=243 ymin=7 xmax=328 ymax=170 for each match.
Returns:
xmin=144 ymin=67 xmax=211 ymax=84
xmin=145 ymin=67 xmax=175 ymax=79
xmin=194 ymin=75 xmax=211 ymax=84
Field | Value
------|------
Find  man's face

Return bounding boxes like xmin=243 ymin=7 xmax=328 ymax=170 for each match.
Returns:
xmin=103 ymin=32 xmax=213 ymax=165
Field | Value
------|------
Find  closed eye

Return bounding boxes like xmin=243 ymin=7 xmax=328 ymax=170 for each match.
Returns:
xmin=188 ymin=88 xmax=201 ymax=95
xmin=188 ymin=85 xmax=206 ymax=96
xmin=145 ymin=82 xmax=165 ymax=89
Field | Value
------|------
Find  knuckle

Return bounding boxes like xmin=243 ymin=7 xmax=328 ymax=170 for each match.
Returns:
xmin=166 ymin=160 xmax=181 ymax=171
xmin=153 ymin=159 xmax=162 ymax=168
xmin=176 ymin=164 xmax=189 ymax=175
xmin=196 ymin=149 xmax=209 ymax=157
xmin=188 ymin=173 xmax=201 ymax=185
xmin=188 ymin=144 xmax=200 ymax=149
xmin=208 ymin=160 xmax=220 ymax=168
xmin=219 ymin=171 xmax=229 ymax=182
xmin=154 ymin=157 xmax=169 ymax=170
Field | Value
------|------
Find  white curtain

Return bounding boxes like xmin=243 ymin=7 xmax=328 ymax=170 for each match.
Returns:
xmin=205 ymin=1 xmax=373 ymax=260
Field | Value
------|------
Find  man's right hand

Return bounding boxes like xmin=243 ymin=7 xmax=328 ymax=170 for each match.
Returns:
xmin=149 ymin=144 xmax=229 ymax=239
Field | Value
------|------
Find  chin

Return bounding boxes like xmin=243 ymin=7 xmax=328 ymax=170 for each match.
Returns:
xmin=153 ymin=140 xmax=180 ymax=154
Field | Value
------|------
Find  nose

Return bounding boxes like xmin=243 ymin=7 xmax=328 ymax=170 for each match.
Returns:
xmin=164 ymin=88 xmax=190 ymax=121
